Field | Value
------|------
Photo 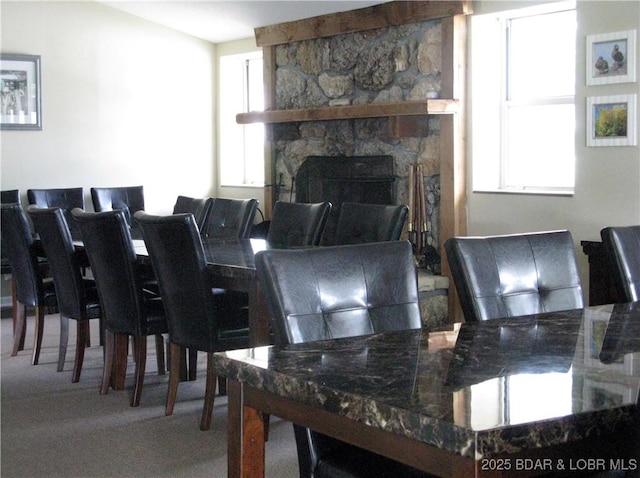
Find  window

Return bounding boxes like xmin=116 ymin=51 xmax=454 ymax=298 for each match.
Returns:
xmin=219 ymin=51 xmax=264 ymax=187
xmin=471 ymin=2 xmax=576 ymax=194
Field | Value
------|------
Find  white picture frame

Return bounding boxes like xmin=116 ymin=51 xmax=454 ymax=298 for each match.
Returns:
xmin=586 ymin=94 xmax=637 ymax=147
xmin=586 ymin=29 xmax=636 ymax=86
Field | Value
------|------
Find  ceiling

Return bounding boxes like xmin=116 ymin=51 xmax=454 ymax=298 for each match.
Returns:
xmin=98 ymin=1 xmax=389 ymax=44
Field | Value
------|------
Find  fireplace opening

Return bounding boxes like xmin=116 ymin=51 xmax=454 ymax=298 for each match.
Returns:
xmin=295 ymin=155 xmax=396 ymax=246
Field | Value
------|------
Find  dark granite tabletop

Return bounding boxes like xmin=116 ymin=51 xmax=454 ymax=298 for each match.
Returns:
xmin=133 ymin=237 xmax=268 ymax=279
xmin=213 ymin=302 xmax=640 ymax=460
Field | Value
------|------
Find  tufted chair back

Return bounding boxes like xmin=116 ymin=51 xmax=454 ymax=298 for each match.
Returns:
xmin=90 ymin=186 xmax=145 ymax=230
xmin=330 ymin=202 xmax=409 ymax=246
xmin=601 ymin=225 xmax=640 ymax=303
xmin=256 ymin=240 xmax=421 ymax=344
xmin=172 ymin=195 xmax=213 ymax=231
xmin=267 ymin=201 xmax=331 ymax=248
xmin=27 ymin=187 xmax=84 ymax=236
xmin=201 ymin=197 xmax=258 ymax=239
xmin=255 ymin=240 xmax=424 ymax=478
xmin=445 ymin=230 xmax=584 ymax=322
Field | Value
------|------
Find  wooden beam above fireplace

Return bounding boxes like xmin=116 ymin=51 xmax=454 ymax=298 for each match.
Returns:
xmin=254 ymin=1 xmax=472 ymax=47
xmin=236 ymin=99 xmax=459 ymax=125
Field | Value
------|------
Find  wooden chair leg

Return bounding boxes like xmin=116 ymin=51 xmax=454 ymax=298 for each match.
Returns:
xmin=155 ymin=334 xmax=165 ymax=375
xmin=10 ymin=278 xmax=25 ymax=351
xmin=58 ymin=315 xmax=70 ymax=372
xmin=200 ymin=353 xmax=217 ymax=431
xmin=131 ymin=335 xmax=147 ymax=407
xmin=166 ymin=343 xmax=182 ymax=416
xmin=31 ymin=306 xmax=45 ymax=365
xmin=11 ymin=302 xmax=26 ymax=357
xmin=72 ymin=321 xmax=90 ymax=383
xmin=101 ymin=330 xmax=115 ymax=395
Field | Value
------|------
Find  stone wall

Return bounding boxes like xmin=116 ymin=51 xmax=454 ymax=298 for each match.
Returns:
xmin=271 ymin=18 xmax=443 ymax=249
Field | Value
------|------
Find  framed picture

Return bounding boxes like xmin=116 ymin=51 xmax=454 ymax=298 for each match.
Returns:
xmin=586 ymin=94 xmax=637 ymax=147
xmin=586 ymin=29 xmax=636 ymax=85
xmin=1 ymin=54 xmax=42 ymax=130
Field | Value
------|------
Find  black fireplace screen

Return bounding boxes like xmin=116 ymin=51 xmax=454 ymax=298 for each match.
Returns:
xmin=295 ymin=155 xmax=396 ymax=245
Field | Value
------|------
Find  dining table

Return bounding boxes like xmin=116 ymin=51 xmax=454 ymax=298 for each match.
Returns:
xmin=213 ymin=302 xmax=640 ymax=478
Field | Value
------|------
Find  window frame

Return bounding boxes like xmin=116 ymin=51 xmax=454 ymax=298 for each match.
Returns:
xmin=471 ymin=1 xmax=576 ymax=196
xmin=218 ymin=49 xmax=265 ymax=189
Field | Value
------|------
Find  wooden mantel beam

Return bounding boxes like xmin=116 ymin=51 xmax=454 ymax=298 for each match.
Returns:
xmin=254 ymin=1 xmax=472 ymax=47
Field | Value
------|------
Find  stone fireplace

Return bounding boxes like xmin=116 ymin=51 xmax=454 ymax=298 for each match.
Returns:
xmin=269 ymin=17 xmax=444 ymax=251
xmin=240 ymin=1 xmax=471 ymax=322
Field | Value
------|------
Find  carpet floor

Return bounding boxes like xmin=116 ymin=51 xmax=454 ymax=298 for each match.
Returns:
xmin=1 ymin=314 xmax=299 ymax=477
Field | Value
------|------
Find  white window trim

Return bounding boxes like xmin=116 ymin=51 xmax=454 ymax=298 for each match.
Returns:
xmin=219 ymin=50 xmax=264 ymax=189
xmin=471 ymin=1 xmax=576 ymax=196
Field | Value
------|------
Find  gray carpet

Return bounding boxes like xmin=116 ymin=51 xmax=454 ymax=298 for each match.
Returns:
xmin=1 ymin=315 xmax=299 ymax=478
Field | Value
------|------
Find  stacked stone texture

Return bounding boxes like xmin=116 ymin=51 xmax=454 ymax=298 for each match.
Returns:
xmin=273 ymin=19 xmax=442 ymax=249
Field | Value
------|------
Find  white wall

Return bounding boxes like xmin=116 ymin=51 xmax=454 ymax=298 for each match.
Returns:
xmin=1 ymin=1 xmax=217 ymax=215
xmin=467 ymin=0 xmax=640 ymax=295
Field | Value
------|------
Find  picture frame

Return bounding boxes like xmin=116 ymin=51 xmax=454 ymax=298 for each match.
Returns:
xmin=586 ymin=94 xmax=637 ymax=147
xmin=1 ymin=54 xmax=42 ymax=130
xmin=586 ymin=29 xmax=636 ymax=85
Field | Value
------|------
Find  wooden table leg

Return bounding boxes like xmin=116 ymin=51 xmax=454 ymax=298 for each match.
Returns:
xmin=248 ymin=283 xmax=270 ymax=347
xmin=228 ymin=379 xmax=266 ymax=478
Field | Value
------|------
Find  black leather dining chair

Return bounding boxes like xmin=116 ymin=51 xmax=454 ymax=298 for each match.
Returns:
xmin=445 ymin=230 xmax=584 ymax=322
xmin=28 ymin=206 xmax=101 ymax=382
xmin=201 ymin=197 xmax=258 ymax=239
xmin=172 ymin=195 xmax=213 ymax=231
xmin=27 ymin=187 xmax=84 ymax=236
xmin=90 ymin=186 xmax=145 ymax=235
xmin=1 ymin=203 xmax=58 ymax=364
xmin=135 ymin=211 xmax=251 ymax=430
xmin=266 ymin=201 xmax=332 ymax=248
xmin=255 ymin=240 xmax=427 ymax=478
xmin=329 ymin=202 xmax=409 ymax=246
xmin=72 ymin=208 xmax=166 ymax=406
xmin=601 ymin=226 xmax=640 ymax=303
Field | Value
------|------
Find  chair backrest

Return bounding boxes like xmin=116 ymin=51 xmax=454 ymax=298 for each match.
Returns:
xmin=28 ymin=187 xmax=85 ymax=236
xmin=255 ymin=240 xmax=421 ymax=345
xmin=135 ymin=211 xmax=231 ymax=351
xmin=71 ymin=208 xmax=146 ymax=335
xmin=330 ymin=202 xmax=409 ymax=246
xmin=266 ymin=201 xmax=331 ymax=248
xmin=601 ymin=225 xmax=640 ymax=302
xmin=172 ymin=195 xmax=213 ymax=231
xmin=256 ymin=240 xmax=422 ymax=477
xmin=28 ymin=206 xmax=89 ymax=319
xmin=201 ymin=198 xmax=258 ymax=240
xmin=90 ymin=186 xmax=145 ymax=226
xmin=1 ymin=189 xmax=20 ymax=204
xmin=0 ymin=203 xmax=47 ymax=306
xmin=445 ymin=230 xmax=584 ymax=322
